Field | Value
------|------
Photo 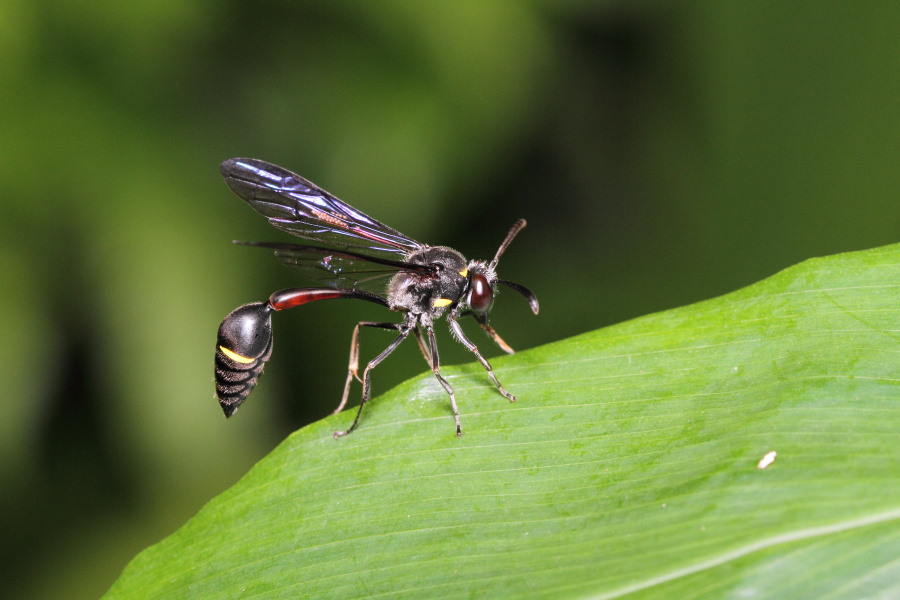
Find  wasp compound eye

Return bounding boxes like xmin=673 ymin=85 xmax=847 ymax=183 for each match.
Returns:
xmin=215 ymin=302 xmax=273 ymax=417
xmin=469 ymin=272 xmax=494 ymax=313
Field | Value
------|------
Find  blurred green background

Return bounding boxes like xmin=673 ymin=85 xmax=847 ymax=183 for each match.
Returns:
xmin=3 ymin=1 xmax=899 ymax=598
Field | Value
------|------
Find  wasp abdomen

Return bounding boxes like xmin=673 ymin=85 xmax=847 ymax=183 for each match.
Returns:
xmin=215 ymin=302 xmax=274 ymax=417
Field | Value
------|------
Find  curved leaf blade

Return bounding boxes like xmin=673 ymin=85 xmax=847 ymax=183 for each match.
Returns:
xmin=105 ymin=243 xmax=900 ymax=599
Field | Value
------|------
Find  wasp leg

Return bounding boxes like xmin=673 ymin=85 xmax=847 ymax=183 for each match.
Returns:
xmin=335 ymin=321 xmax=404 ymax=416
xmin=448 ymin=316 xmax=517 ymax=402
xmin=334 ymin=326 xmax=411 ymax=438
xmin=477 ymin=320 xmax=515 ymax=354
xmin=425 ymin=325 xmax=462 ymax=437
xmin=412 ymin=326 xmax=433 ymax=368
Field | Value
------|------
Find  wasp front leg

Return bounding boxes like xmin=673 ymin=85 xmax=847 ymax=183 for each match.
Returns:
xmin=447 ymin=315 xmax=516 ymax=403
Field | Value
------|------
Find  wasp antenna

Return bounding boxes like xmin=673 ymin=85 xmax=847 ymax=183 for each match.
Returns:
xmin=497 ymin=279 xmax=539 ymax=315
xmin=489 ymin=219 xmax=527 ymax=271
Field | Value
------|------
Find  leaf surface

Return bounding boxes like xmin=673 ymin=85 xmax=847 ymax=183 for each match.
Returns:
xmin=105 ymin=244 xmax=900 ymax=599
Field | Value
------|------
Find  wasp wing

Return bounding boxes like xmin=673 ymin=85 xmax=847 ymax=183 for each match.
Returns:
xmin=221 ymin=158 xmax=422 ymax=257
xmin=237 ymin=242 xmax=435 ymax=295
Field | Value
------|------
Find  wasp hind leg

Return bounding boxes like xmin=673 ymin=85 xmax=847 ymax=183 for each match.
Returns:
xmin=334 ymin=321 xmax=406 ymax=416
xmin=333 ymin=325 xmax=411 ymax=438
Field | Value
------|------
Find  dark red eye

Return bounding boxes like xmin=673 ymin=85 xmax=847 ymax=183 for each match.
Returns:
xmin=469 ymin=273 xmax=493 ymax=313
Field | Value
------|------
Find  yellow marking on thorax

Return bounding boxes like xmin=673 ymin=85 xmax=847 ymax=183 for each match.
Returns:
xmin=432 ymin=298 xmax=454 ymax=308
xmin=219 ymin=345 xmax=256 ymax=364
xmin=458 ymin=268 xmax=469 ymax=277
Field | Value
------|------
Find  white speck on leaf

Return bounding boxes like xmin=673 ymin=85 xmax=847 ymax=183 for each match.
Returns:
xmin=757 ymin=450 xmax=777 ymax=469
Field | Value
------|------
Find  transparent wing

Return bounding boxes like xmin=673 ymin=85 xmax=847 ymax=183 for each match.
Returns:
xmin=238 ymin=242 xmax=435 ymax=295
xmin=221 ymin=158 xmax=422 ymax=257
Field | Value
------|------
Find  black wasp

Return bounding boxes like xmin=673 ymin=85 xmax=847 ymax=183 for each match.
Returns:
xmin=214 ymin=158 xmax=539 ymax=437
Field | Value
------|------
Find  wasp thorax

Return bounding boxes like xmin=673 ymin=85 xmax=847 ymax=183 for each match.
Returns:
xmin=388 ymin=246 xmax=468 ymax=313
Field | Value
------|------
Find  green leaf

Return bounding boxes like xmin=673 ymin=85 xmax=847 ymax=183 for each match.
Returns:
xmin=105 ymin=244 xmax=900 ymax=599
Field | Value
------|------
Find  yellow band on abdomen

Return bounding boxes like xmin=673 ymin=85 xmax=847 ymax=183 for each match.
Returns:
xmin=219 ymin=345 xmax=256 ymax=364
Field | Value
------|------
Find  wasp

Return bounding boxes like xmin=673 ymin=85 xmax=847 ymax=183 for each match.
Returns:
xmin=214 ymin=158 xmax=538 ymax=437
